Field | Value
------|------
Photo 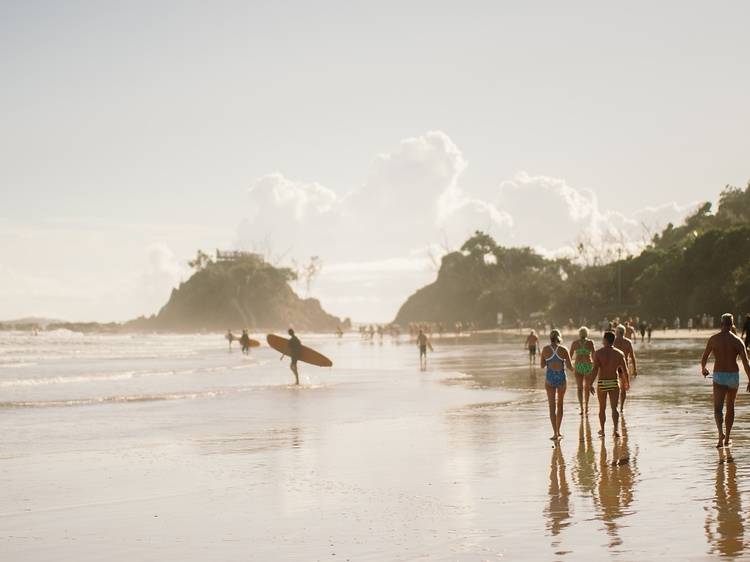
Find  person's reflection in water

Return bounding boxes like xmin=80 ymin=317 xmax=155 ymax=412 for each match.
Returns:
xmin=705 ymin=448 xmax=745 ymax=556
xmin=545 ymin=445 xmax=571 ymax=554
xmin=573 ymin=417 xmax=596 ymax=496
xmin=594 ymin=418 xmax=636 ymax=548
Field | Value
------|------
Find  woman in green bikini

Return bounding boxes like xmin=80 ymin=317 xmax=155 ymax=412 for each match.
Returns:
xmin=570 ymin=327 xmax=596 ymax=414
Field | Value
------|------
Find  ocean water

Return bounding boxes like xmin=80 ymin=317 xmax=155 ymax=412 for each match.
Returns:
xmin=0 ymin=330 xmax=747 ymax=561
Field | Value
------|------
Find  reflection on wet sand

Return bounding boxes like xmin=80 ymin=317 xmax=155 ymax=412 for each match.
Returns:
xmin=545 ymin=445 xmax=571 ymax=555
xmin=592 ymin=418 xmax=637 ymax=548
xmin=706 ymin=448 xmax=745 ymax=557
xmin=573 ymin=417 xmax=596 ymax=497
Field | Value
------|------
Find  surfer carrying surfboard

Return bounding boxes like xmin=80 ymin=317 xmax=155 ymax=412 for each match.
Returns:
xmin=417 ymin=329 xmax=432 ymax=369
xmin=288 ymin=328 xmax=302 ymax=385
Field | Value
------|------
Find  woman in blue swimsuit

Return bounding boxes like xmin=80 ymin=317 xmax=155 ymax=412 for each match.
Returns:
xmin=541 ymin=329 xmax=574 ymax=441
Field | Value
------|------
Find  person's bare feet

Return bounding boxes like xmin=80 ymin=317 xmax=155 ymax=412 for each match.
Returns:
xmin=725 ymin=438 xmax=733 ymax=448
xmin=613 ymin=430 xmax=620 ymax=438
xmin=598 ymin=429 xmax=604 ymax=436
xmin=716 ymin=435 xmax=725 ymax=448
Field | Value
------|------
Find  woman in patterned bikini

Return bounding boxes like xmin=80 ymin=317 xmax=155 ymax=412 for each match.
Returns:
xmin=540 ymin=329 xmax=574 ymax=441
xmin=570 ymin=327 xmax=596 ymax=415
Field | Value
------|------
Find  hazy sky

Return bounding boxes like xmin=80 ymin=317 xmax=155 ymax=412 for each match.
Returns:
xmin=1 ymin=1 xmax=748 ymax=322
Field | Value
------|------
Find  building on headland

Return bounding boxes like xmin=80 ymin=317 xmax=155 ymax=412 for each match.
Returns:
xmin=215 ymin=250 xmax=261 ymax=262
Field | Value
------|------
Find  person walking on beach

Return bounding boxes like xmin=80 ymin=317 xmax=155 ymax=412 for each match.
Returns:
xmin=225 ymin=329 xmax=235 ymax=351
xmin=742 ymin=314 xmax=750 ymax=350
xmin=624 ymin=322 xmax=636 ymax=341
xmin=526 ymin=330 xmax=539 ymax=366
xmin=591 ymin=331 xmax=629 ymax=437
xmin=540 ymin=329 xmax=573 ymax=441
xmin=417 ymin=329 xmax=432 ymax=369
xmin=570 ymin=327 xmax=596 ymax=414
xmin=638 ymin=320 xmax=647 ymax=343
xmin=700 ymin=314 xmax=750 ymax=448
xmin=614 ymin=325 xmax=637 ymax=412
xmin=239 ymin=329 xmax=251 ymax=354
xmin=287 ymin=328 xmax=302 ymax=385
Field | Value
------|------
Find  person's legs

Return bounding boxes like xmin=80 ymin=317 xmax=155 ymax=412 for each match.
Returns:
xmin=546 ymin=384 xmax=558 ymax=439
xmin=713 ymin=383 xmax=727 ymax=447
xmin=575 ymin=373 xmax=584 ymax=414
xmin=556 ymin=384 xmax=566 ymax=438
xmin=290 ymin=360 xmax=299 ymax=385
xmin=619 ymin=370 xmax=627 ymax=412
xmin=725 ymin=387 xmax=739 ymax=445
xmin=597 ymin=387 xmax=607 ymax=436
xmin=609 ymin=389 xmax=620 ymax=436
xmin=583 ymin=375 xmax=592 ymax=413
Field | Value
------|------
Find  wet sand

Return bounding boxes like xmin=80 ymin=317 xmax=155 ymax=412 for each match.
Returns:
xmin=1 ymin=332 xmax=747 ymax=560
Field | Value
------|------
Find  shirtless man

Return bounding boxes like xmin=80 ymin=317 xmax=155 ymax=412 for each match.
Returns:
xmin=614 ymin=325 xmax=637 ymax=412
xmin=417 ymin=329 xmax=431 ymax=369
xmin=624 ymin=322 xmax=637 ymax=341
xmin=525 ymin=330 xmax=539 ymax=366
xmin=591 ymin=331 xmax=630 ymax=437
xmin=700 ymin=313 xmax=750 ymax=448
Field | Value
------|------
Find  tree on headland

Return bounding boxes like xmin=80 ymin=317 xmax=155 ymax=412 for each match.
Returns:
xmin=395 ymin=180 xmax=750 ymax=327
xmin=188 ymin=249 xmax=212 ymax=271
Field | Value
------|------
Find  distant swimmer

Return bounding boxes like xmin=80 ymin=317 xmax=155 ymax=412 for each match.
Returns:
xmin=288 ymin=328 xmax=302 ymax=385
xmin=613 ymin=325 xmax=638 ymax=412
xmin=540 ymin=329 xmax=573 ymax=441
xmin=239 ymin=329 xmax=251 ymax=354
xmin=591 ymin=331 xmax=629 ymax=437
xmin=525 ymin=330 xmax=539 ymax=366
xmin=417 ymin=329 xmax=432 ymax=369
xmin=700 ymin=313 xmax=750 ymax=448
xmin=225 ymin=329 xmax=235 ymax=351
xmin=570 ymin=327 xmax=596 ymax=414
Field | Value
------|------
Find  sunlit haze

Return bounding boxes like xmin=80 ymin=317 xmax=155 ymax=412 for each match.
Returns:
xmin=2 ymin=1 xmax=748 ymax=322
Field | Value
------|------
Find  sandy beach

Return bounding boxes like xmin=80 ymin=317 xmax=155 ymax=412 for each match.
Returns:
xmin=1 ymin=330 xmax=747 ymax=561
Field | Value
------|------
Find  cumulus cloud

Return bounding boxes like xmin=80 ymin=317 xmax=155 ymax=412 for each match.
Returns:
xmin=234 ymin=131 xmax=698 ymax=320
xmin=492 ymin=172 xmax=698 ymax=258
xmin=138 ymin=244 xmax=188 ymax=312
xmin=249 ymin=173 xmax=338 ymax=220
xmin=237 ymin=131 xmax=508 ymax=262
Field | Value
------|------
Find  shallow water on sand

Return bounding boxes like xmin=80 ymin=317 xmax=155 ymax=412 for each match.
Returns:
xmin=0 ymin=330 xmax=747 ymax=560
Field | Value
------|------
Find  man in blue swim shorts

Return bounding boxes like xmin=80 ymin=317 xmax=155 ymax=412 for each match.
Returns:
xmin=701 ymin=313 xmax=750 ymax=448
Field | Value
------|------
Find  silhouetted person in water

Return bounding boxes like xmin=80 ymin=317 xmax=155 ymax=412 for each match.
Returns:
xmin=288 ymin=328 xmax=302 ymax=385
xmin=701 ymin=313 xmax=750 ymax=448
xmin=225 ymin=329 xmax=235 ymax=351
xmin=417 ymin=329 xmax=431 ymax=369
xmin=239 ymin=329 xmax=251 ymax=354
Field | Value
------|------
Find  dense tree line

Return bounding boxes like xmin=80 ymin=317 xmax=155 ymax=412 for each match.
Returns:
xmin=395 ymin=182 xmax=750 ymax=327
